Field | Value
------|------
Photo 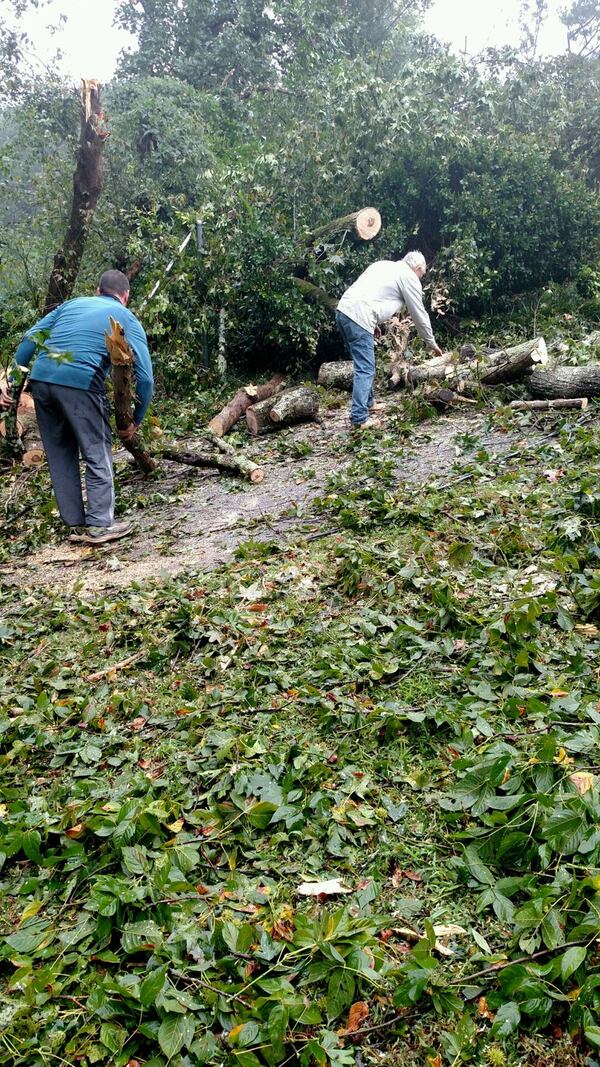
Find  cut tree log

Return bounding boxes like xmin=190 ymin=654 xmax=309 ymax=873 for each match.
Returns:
xmin=386 ymin=337 xmax=549 ymax=392
xmin=528 ymin=364 xmax=600 ymax=400
xmin=246 ymin=397 xmax=281 ymax=435
xmin=162 ymin=448 xmax=264 ymax=482
xmin=509 ymin=398 xmax=589 ymax=411
xmin=269 ymin=385 xmax=319 ymax=425
xmin=44 ymin=80 xmax=109 ymax=313
xmin=317 ymin=361 xmax=354 ymax=391
xmin=304 ymin=208 xmax=382 ymax=247
xmin=104 ymin=316 xmax=157 ymax=474
xmin=208 ymin=373 xmax=286 ymax=437
xmin=476 ymin=337 xmax=548 ymax=385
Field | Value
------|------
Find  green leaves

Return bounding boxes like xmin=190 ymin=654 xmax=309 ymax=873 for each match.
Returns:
xmin=158 ymin=1013 xmax=195 ymax=1060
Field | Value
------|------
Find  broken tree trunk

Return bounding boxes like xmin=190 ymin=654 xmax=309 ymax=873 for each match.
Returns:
xmin=162 ymin=448 xmax=264 ymax=482
xmin=44 ymin=80 xmax=109 ymax=313
xmin=304 ymin=208 xmax=382 ymax=247
xmin=208 ymin=373 xmax=286 ymax=437
xmin=318 ymin=361 xmax=354 ymax=391
xmin=269 ymin=386 xmax=319 ymax=425
xmin=104 ymin=316 xmax=157 ymax=474
xmin=510 ymin=397 xmax=589 ymax=411
xmin=528 ymin=364 xmax=600 ymax=400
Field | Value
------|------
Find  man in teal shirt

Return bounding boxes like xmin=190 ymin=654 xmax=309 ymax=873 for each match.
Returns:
xmin=1 ymin=270 xmax=153 ymax=544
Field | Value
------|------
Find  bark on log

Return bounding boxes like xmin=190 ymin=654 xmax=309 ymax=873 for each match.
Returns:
xmin=44 ymin=81 xmax=109 ymax=313
xmin=162 ymin=448 xmax=264 ymax=482
xmin=509 ymin=398 xmax=588 ymax=411
xmin=528 ymin=364 xmax=600 ymax=400
xmin=387 ymin=338 xmax=548 ymax=392
xmin=476 ymin=337 xmax=548 ymax=385
xmin=269 ymin=385 xmax=319 ymax=425
xmin=208 ymin=373 xmax=286 ymax=437
xmin=291 ymin=277 xmax=338 ymax=312
xmin=104 ymin=317 xmax=157 ymax=474
xmin=246 ymin=397 xmax=280 ymax=435
xmin=304 ymin=208 xmax=382 ymax=247
xmin=318 ymin=361 xmax=354 ymax=391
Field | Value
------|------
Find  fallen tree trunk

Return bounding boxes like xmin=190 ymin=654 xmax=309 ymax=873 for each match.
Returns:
xmin=509 ymin=397 xmax=589 ymax=412
xmin=477 ymin=337 xmax=548 ymax=385
xmin=386 ymin=337 xmax=549 ymax=392
xmin=270 ymin=385 xmax=319 ymax=425
xmin=208 ymin=373 xmax=286 ymax=437
xmin=104 ymin=316 xmax=157 ymax=474
xmin=318 ymin=361 xmax=354 ymax=391
xmin=246 ymin=386 xmax=320 ymax=435
xmin=304 ymin=208 xmax=381 ymax=247
xmin=162 ymin=448 xmax=264 ymax=482
xmin=291 ymin=277 xmax=338 ymax=312
xmin=44 ymin=80 xmax=109 ymax=313
xmin=528 ymin=364 xmax=600 ymax=400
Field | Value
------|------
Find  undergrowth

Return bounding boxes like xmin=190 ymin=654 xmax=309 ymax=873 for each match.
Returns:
xmin=1 ymin=406 xmax=600 ymax=1066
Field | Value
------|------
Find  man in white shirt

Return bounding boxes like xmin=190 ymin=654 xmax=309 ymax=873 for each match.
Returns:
xmin=336 ymin=251 xmax=444 ymax=429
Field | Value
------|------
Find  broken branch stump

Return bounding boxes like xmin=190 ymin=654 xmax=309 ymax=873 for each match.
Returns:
xmin=207 ymin=373 xmax=286 ymax=437
xmin=104 ymin=316 xmax=157 ymax=474
xmin=304 ymin=208 xmax=382 ymax=246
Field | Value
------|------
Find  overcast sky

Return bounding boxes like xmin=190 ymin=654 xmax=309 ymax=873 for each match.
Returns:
xmin=1 ymin=0 xmax=572 ymax=83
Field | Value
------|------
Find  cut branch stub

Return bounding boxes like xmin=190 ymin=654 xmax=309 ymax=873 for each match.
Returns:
xmin=104 ymin=316 xmax=157 ymax=474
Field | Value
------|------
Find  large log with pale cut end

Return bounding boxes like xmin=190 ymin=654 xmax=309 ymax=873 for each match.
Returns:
xmin=245 ymin=397 xmax=280 ymax=436
xmin=304 ymin=208 xmax=382 ymax=247
xmin=208 ymin=373 xmax=286 ymax=437
xmin=509 ymin=397 xmax=588 ymax=411
xmin=104 ymin=317 xmax=157 ymax=474
xmin=387 ymin=337 xmax=549 ymax=392
xmin=270 ymin=386 xmax=319 ymax=425
xmin=528 ymin=364 xmax=600 ymax=400
xmin=318 ymin=361 xmax=354 ymax=391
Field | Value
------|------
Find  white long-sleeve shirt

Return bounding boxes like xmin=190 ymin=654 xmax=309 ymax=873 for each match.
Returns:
xmin=337 ymin=259 xmax=436 ymax=348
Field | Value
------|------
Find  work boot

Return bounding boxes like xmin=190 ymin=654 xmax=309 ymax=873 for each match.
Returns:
xmin=69 ymin=522 xmax=133 ymax=545
xmin=351 ymin=417 xmax=382 ymax=431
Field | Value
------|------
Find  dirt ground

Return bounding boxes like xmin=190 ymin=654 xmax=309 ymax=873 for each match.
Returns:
xmin=2 ymin=400 xmax=537 ymax=593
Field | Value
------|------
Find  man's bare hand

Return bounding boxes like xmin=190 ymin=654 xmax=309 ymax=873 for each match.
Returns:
xmin=374 ymin=325 xmax=382 ymax=341
xmin=431 ymin=344 xmax=444 ymax=358
xmin=117 ymin=423 xmax=138 ymax=443
xmin=0 ymin=388 xmax=15 ymax=410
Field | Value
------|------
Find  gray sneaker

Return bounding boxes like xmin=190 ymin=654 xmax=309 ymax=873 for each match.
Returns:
xmin=70 ymin=523 xmax=133 ymax=545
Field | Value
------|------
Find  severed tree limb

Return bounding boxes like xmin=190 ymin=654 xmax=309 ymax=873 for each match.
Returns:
xmin=208 ymin=373 xmax=286 ymax=436
xmin=245 ymin=397 xmax=281 ymax=435
xmin=291 ymin=277 xmax=338 ymax=312
xmin=269 ymin=385 xmax=319 ymax=425
xmin=303 ymin=208 xmax=382 ymax=246
xmin=162 ymin=447 xmax=264 ymax=483
xmin=509 ymin=398 xmax=589 ymax=412
xmin=104 ymin=316 xmax=157 ymax=474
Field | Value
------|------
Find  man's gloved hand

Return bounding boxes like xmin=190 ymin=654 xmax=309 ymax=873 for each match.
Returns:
xmin=0 ymin=387 xmax=16 ymax=410
xmin=117 ymin=423 xmax=138 ymax=443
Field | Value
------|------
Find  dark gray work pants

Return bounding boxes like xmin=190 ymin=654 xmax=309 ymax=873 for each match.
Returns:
xmin=31 ymin=381 xmax=115 ymax=528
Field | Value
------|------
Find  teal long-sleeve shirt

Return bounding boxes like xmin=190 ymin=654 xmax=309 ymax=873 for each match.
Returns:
xmin=15 ymin=295 xmax=154 ymax=424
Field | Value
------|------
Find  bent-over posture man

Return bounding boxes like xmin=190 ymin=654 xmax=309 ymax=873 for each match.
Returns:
xmin=336 ymin=251 xmax=443 ymax=429
xmin=5 ymin=269 xmax=153 ymax=544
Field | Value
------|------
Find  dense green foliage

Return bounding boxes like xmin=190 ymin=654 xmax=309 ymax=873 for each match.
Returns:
xmin=1 ymin=407 xmax=600 ymax=1066
xmin=0 ymin=0 xmax=599 ymax=382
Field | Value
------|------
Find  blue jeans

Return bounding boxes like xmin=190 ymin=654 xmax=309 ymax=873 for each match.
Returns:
xmin=335 ymin=310 xmax=375 ymax=425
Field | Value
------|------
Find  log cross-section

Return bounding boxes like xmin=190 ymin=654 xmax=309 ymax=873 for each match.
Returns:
xmin=104 ymin=316 xmax=157 ymax=474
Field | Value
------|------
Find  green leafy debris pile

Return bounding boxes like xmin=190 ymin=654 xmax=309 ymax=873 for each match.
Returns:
xmin=1 ymin=412 xmax=600 ymax=1066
